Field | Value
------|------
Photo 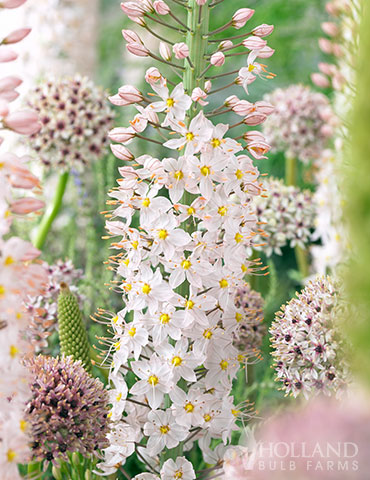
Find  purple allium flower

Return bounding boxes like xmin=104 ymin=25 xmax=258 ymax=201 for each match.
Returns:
xmin=262 ymin=84 xmax=333 ymax=163
xmin=270 ymin=276 xmax=349 ymax=398
xmin=234 ymin=284 xmax=265 ymax=354
xmin=26 ymin=259 xmax=84 ymax=354
xmin=253 ymin=178 xmax=315 ymax=256
xmin=25 ymin=355 xmax=110 ymax=464
xmin=27 ymin=75 xmax=114 ymax=171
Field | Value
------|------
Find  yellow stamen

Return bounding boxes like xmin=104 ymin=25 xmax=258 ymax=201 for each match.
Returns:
xmin=142 ymin=197 xmax=150 ymax=208
xmin=181 ymin=259 xmax=191 ymax=270
xmin=174 ymin=170 xmax=183 ymax=180
xmin=200 ymin=166 xmax=210 ymax=176
xmin=219 ymin=278 xmax=229 ymax=288
xmin=186 ymin=132 xmax=194 ymax=141
xmin=220 ymin=360 xmax=229 ymax=370
xmin=127 ymin=327 xmax=136 ymax=337
xmin=160 ymin=313 xmax=170 ymax=324
xmin=211 ymin=138 xmax=221 ymax=148
xmin=7 ymin=449 xmax=16 ymax=463
xmin=9 ymin=345 xmax=19 ymax=358
xmin=158 ymin=229 xmax=168 ymax=240
xmin=235 ymin=169 xmax=243 ymax=180
xmin=142 ymin=283 xmax=151 ymax=295
xmin=148 ymin=375 xmax=159 ymax=386
xmin=166 ymin=98 xmax=175 ymax=107
xmin=172 ymin=356 xmax=182 ymax=367
xmin=218 ymin=206 xmax=227 ymax=216
xmin=160 ymin=425 xmax=170 ymax=434
xmin=4 ymin=256 xmax=14 ymax=266
xmin=185 ymin=300 xmax=194 ymax=309
xmin=184 ymin=402 xmax=194 ymax=412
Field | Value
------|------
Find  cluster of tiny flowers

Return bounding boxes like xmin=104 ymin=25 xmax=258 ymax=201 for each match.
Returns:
xmin=27 ymin=75 xmax=114 ymax=171
xmin=233 ymin=284 xmax=265 ymax=355
xmin=0 ymin=3 xmax=48 ymax=478
xmin=26 ymin=259 xmax=84 ymax=354
xmin=253 ymin=177 xmax=315 ymax=256
xmin=98 ymin=1 xmax=274 ymax=476
xmin=25 ymin=355 xmax=110 ymax=465
xmin=270 ymin=276 xmax=348 ymax=398
xmin=262 ymin=84 xmax=333 ymax=163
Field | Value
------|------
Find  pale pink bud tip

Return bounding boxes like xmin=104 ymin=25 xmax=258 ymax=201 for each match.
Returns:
xmin=122 ymin=29 xmax=142 ymax=44
xmin=126 ymin=42 xmax=149 ymax=57
xmin=110 ymin=144 xmax=134 ymax=161
xmin=191 ymin=87 xmax=208 ymax=106
xmin=252 ymin=24 xmax=274 ymax=37
xmin=311 ymin=73 xmax=330 ymax=88
xmin=195 ymin=0 xmax=207 ymax=5
xmin=243 ymin=36 xmax=267 ymax=50
xmin=159 ymin=42 xmax=172 ymax=61
xmin=232 ymin=8 xmax=254 ymax=29
xmin=118 ymin=85 xmax=143 ymax=103
xmin=121 ymin=1 xmax=145 ymax=17
xmin=173 ymin=42 xmax=189 ymax=59
xmin=5 ymin=110 xmax=41 ymax=135
xmin=0 ymin=0 xmax=27 ymax=8
xmin=210 ymin=51 xmax=225 ymax=67
xmin=0 ymin=47 xmax=18 ymax=62
xmin=321 ymin=22 xmax=339 ymax=37
xmin=11 ymin=198 xmax=45 ymax=214
xmin=153 ymin=0 xmax=169 ymax=15
xmin=3 ymin=27 xmax=31 ymax=44
xmin=218 ymin=40 xmax=233 ymax=51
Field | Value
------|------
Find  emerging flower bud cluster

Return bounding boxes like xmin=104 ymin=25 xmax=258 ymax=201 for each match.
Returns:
xmin=270 ymin=276 xmax=349 ymax=398
xmin=262 ymin=84 xmax=333 ymax=163
xmin=26 ymin=259 xmax=84 ymax=354
xmin=253 ymin=178 xmax=315 ymax=256
xmin=27 ymin=75 xmax=114 ymax=171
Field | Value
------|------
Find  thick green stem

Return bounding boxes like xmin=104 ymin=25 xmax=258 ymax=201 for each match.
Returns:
xmin=285 ymin=155 xmax=309 ymax=279
xmin=34 ymin=171 xmax=69 ymax=250
xmin=27 ymin=460 xmax=42 ymax=478
xmin=285 ymin=154 xmax=296 ymax=187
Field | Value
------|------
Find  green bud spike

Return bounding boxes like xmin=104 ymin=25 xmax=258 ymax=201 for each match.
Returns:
xmin=58 ymin=282 xmax=91 ymax=373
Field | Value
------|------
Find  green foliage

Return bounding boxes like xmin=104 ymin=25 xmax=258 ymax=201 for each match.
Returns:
xmin=58 ymin=283 xmax=92 ymax=373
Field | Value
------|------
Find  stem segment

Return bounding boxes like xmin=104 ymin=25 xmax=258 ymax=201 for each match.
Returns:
xmin=34 ymin=171 xmax=69 ymax=250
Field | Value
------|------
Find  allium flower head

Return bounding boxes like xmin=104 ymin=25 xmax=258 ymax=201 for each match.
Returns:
xmin=233 ymin=284 xmax=265 ymax=354
xmin=253 ymin=177 xmax=315 ymax=256
xmin=27 ymin=75 xmax=114 ymax=170
xmin=26 ymin=355 xmax=109 ymax=464
xmin=262 ymin=84 xmax=332 ymax=163
xmin=270 ymin=276 xmax=349 ymax=398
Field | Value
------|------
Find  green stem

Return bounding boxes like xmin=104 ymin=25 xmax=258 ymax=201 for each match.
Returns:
xmin=34 ymin=171 xmax=69 ymax=250
xmin=27 ymin=461 xmax=42 ymax=478
xmin=284 ymin=155 xmax=309 ymax=279
xmin=285 ymin=154 xmax=297 ymax=186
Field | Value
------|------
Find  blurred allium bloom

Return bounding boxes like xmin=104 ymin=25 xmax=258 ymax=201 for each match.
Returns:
xmin=253 ymin=178 xmax=315 ymax=256
xmin=27 ymin=75 xmax=114 ymax=170
xmin=26 ymin=259 xmax=83 ymax=353
xmin=270 ymin=276 xmax=349 ymax=398
xmin=262 ymin=85 xmax=333 ymax=163
xmin=233 ymin=284 xmax=265 ymax=355
xmin=26 ymin=355 xmax=109 ymax=464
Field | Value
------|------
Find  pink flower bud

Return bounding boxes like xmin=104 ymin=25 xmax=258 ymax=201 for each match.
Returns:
xmin=318 ymin=38 xmax=333 ymax=54
xmin=196 ymin=0 xmax=207 ymax=5
xmin=232 ymin=8 xmax=254 ymax=29
xmin=252 ymin=24 xmax=274 ymax=37
xmin=153 ymin=0 xmax=169 ymax=15
xmin=224 ymin=95 xmax=240 ymax=108
xmin=108 ymin=127 xmax=135 ymax=143
xmin=109 ymin=94 xmax=129 ymax=107
xmin=254 ymin=100 xmax=274 ymax=116
xmin=321 ymin=21 xmax=339 ymax=37
xmin=126 ymin=42 xmax=149 ymax=57
xmin=122 ymin=29 xmax=142 ymax=44
xmin=243 ymin=112 xmax=267 ymax=126
xmin=2 ymin=27 xmax=31 ymax=44
xmin=118 ymin=85 xmax=143 ymax=103
xmin=246 ymin=140 xmax=270 ymax=159
xmin=0 ymin=89 xmax=18 ymax=102
xmin=320 ymin=124 xmax=333 ymax=137
xmin=244 ymin=130 xmax=266 ymax=143
xmin=256 ymin=46 xmax=275 ymax=58
xmin=318 ymin=62 xmax=335 ymax=76
xmin=110 ymin=144 xmax=134 ymax=161
xmin=0 ymin=75 xmax=22 ymax=91
xmin=173 ymin=42 xmax=189 ymax=59
xmin=0 ymin=0 xmax=27 ymax=8
xmin=4 ymin=110 xmax=41 ymax=135
xmin=332 ymin=43 xmax=343 ymax=57
xmin=159 ymin=41 xmax=171 ymax=61
xmin=191 ymin=87 xmax=208 ymax=106
xmin=0 ymin=98 xmax=9 ymax=117
xmin=145 ymin=67 xmax=162 ymax=85
xmin=242 ymin=36 xmax=267 ymax=50
xmin=232 ymin=100 xmax=253 ymax=116
xmin=11 ymin=197 xmax=44 ymax=214
xmin=311 ymin=72 xmax=330 ymax=88
xmin=0 ymin=47 xmax=18 ymax=62
xmin=218 ymin=40 xmax=233 ymax=51
xmin=121 ymin=1 xmax=146 ymax=17
xmin=210 ymin=51 xmax=225 ymax=66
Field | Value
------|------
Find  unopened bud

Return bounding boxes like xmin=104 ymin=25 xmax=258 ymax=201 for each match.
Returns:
xmin=173 ymin=42 xmax=189 ymax=59
xmin=232 ymin=8 xmax=254 ymax=29
xmin=159 ymin=41 xmax=172 ymax=61
xmin=210 ymin=51 xmax=225 ymax=66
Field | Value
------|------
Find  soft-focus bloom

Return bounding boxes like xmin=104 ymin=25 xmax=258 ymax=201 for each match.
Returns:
xmin=26 ymin=355 xmax=109 ymax=464
xmin=253 ymin=177 xmax=315 ymax=256
xmin=4 ymin=110 xmax=40 ymax=135
xmin=27 ymin=75 xmax=114 ymax=171
xmin=270 ymin=276 xmax=349 ymax=398
xmin=262 ymin=84 xmax=333 ymax=163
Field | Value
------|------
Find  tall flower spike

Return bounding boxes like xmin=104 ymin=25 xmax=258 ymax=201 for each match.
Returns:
xmin=99 ymin=0 xmax=274 ymax=476
xmin=57 ymin=283 xmax=91 ymax=372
